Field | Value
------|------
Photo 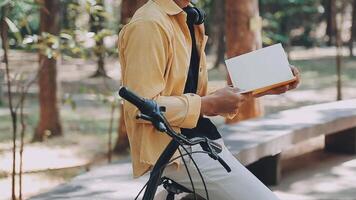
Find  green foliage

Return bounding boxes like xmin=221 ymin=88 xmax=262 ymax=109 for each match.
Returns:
xmin=1 ymin=0 xmax=40 ymax=48
xmin=259 ymin=0 xmax=323 ymax=47
xmin=85 ymin=0 xmax=117 ymax=58
xmin=1 ymin=0 xmax=117 ymax=60
xmin=194 ymin=0 xmax=214 ymax=35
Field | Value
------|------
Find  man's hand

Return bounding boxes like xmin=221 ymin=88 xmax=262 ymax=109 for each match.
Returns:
xmin=255 ymin=65 xmax=301 ymax=97
xmin=201 ymin=86 xmax=252 ymax=116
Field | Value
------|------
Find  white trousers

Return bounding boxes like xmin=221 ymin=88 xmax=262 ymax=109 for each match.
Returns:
xmin=155 ymin=139 xmax=280 ymax=200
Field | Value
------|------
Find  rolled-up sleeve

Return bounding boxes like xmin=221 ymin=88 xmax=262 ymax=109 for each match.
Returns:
xmin=119 ymin=20 xmax=201 ymax=129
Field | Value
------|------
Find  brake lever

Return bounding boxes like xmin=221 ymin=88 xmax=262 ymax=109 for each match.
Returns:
xmin=137 ymin=114 xmax=167 ymax=132
xmin=210 ymin=141 xmax=222 ymax=154
xmin=205 ymin=141 xmax=231 ymax=173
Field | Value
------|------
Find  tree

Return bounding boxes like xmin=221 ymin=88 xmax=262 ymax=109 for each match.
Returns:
xmin=324 ymin=0 xmax=337 ymax=46
xmin=120 ymin=0 xmax=147 ymax=25
xmin=114 ymin=0 xmax=147 ymax=153
xmin=34 ymin=0 xmax=62 ymax=141
xmin=225 ymin=0 xmax=263 ymax=123
xmin=349 ymin=0 xmax=356 ymax=56
xmin=61 ymin=0 xmax=77 ymax=31
xmin=89 ymin=0 xmax=108 ymax=77
xmin=259 ymin=0 xmax=322 ymax=48
xmin=0 ymin=67 xmax=3 ymax=106
xmin=1 ymin=4 xmax=17 ymax=200
xmin=210 ymin=0 xmax=225 ymax=69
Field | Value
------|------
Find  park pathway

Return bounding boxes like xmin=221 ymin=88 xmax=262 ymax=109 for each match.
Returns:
xmin=29 ymin=144 xmax=356 ymax=200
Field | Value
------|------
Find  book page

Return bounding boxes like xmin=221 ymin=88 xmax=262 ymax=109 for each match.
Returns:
xmin=225 ymin=43 xmax=295 ymax=94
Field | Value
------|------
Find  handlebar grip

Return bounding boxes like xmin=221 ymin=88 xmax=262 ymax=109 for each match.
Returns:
xmin=119 ymin=87 xmax=146 ymax=110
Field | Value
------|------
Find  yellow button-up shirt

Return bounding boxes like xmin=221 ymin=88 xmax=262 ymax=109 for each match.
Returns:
xmin=119 ymin=0 xmax=209 ymax=177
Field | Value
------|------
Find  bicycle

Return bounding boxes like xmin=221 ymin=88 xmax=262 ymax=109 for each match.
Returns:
xmin=118 ymin=87 xmax=231 ymax=200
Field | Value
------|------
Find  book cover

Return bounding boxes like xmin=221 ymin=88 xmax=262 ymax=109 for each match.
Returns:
xmin=225 ymin=43 xmax=296 ymax=95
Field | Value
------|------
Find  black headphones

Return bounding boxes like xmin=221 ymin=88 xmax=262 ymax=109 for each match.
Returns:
xmin=183 ymin=6 xmax=205 ymax=25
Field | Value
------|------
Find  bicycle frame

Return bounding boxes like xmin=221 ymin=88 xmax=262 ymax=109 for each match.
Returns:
xmin=142 ymin=139 xmax=179 ymax=200
xmin=118 ymin=87 xmax=230 ymax=200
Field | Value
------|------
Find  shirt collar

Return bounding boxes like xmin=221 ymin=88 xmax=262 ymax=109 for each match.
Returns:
xmin=153 ymin=0 xmax=183 ymax=15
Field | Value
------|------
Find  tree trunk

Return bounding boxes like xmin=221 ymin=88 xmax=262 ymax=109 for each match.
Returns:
xmin=0 ymin=48 xmax=4 ymax=106
xmin=349 ymin=0 xmax=356 ymax=57
xmin=336 ymin=2 xmax=343 ymax=101
xmin=115 ymin=0 xmax=147 ymax=153
xmin=211 ymin=0 xmax=225 ymax=69
xmin=324 ymin=0 xmax=337 ymax=46
xmin=114 ymin=108 xmax=130 ymax=153
xmin=34 ymin=0 xmax=62 ymax=141
xmin=225 ymin=0 xmax=263 ymax=123
xmin=0 ymin=68 xmax=3 ymax=106
xmin=120 ymin=0 xmax=147 ymax=25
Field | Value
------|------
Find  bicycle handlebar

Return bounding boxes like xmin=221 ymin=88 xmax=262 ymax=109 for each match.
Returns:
xmin=118 ymin=87 xmax=146 ymax=110
xmin=118 ymin=86 xmax=231 ymax=173
xmin=118 ymin=86 xmax=158 ymax=115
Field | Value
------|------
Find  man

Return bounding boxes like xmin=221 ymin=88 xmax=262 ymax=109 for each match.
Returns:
xmin=118 ymin=0 xmax=300 ymax=199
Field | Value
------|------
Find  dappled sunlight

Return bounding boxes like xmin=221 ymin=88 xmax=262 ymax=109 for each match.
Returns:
xmin=0 ymin=173 xmax=68 ymax=200
xmin=273 ymin=153 xmax=356 ymax=199
xmin=341 ymin=159 xmax=356 ymax=168
xmin=289 ymin=47 xmax=353 ymax=60
xmin=28 ymin=161 xmax=150 ymax=200
xmin=0 ymin=146 xmax=87 ymax=173
xmin=274 ymin=191 xmax=314 ymax=200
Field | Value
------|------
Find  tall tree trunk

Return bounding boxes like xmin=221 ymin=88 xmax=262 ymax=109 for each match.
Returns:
xmin=34 ymin=0 xmax=62 ymax=141
xmin=211 ymin=0 xmax=225 ymax=69
xmin=120 ymin=0 xmax=147 ymax=25
xmin=349 ymin=0 xmax=356 ymax=57
xmin=0 ymin=67 xmax=3 ymax=106
xmin=225 ymin=0 xmax=263 ymax=123
xmin=336 ymin=3 xmax=343 ymax=101
xmin=115 ymin=0 xmax=147 ymax=153
xmin=324 ymin=0 xmax=337 ymax=46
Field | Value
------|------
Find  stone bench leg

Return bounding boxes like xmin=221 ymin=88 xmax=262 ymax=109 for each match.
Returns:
xmin=246 ymin=153 xmax=281 ymax=186
xmin=325 ymin=127 xmax=356 ymax=154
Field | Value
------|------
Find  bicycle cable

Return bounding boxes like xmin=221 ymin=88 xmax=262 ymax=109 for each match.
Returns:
xmin=178 ymin=147 xmax=197 ymax=200
xmin=178 ymin=142 xmax=210 ymax=200
xmin=134 ymin=150 xmax=211 ymax=200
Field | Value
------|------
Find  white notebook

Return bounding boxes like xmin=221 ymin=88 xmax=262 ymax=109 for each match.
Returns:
xmin=225 ymin=43 xmax=296 ymax=95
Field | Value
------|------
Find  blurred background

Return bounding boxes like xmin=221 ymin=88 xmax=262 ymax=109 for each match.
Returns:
xmin=0 ymin=0 xmax=356 ymax=199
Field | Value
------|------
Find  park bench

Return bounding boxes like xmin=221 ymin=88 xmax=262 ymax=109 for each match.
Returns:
xmin=220 ymin=99 xmax=356 ymax=186
xmin=30 ymin=99 xmax=356 ymax=200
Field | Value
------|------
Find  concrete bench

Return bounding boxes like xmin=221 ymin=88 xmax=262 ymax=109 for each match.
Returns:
xmin=30 ymin=99 xmax=356 ymax=199
xmin=220 ymin=99 xmax=356 ymax=185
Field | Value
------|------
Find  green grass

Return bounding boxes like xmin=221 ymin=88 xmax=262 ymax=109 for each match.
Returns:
xmin=291 ymin=57 xmax=356 ymax=89
xmin=0 ymin=106 xmax=117 ymax=145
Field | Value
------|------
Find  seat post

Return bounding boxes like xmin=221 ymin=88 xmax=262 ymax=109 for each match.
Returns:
xmin=143 ymin=139 xmax=180 ymax=200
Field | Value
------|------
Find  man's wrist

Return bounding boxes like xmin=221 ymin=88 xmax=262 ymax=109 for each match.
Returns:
xmin=201 ymin=96 xmax=215 ymax=116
